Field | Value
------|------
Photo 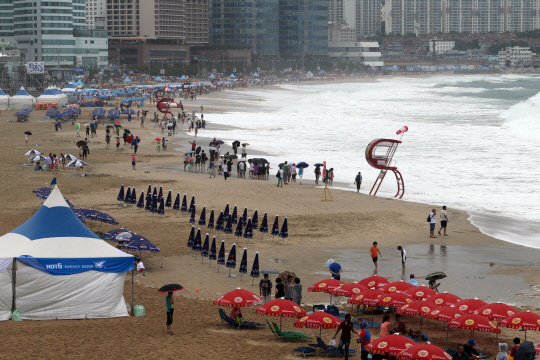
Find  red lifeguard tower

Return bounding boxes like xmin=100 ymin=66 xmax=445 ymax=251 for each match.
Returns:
xmin=365 ymin=139 xmax=405 ymax=199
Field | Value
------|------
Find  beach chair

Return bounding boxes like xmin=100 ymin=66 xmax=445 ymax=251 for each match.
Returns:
xmin=313 ymin=305 xmax=325 ymax=313
xmin=446 ymin=348 xmax=489 ymax=359
xmin=315 ymin=336 xmax=358 ymax=357
xmin=272 ymin=322 xmax=312 ymax=340
xmin=218 ymin=309 xmax=265 ymax=330
xmin=292 ymin=347 xmax=318 ymax=357
xmin=266 ymin=319 xmax=280 ymax=340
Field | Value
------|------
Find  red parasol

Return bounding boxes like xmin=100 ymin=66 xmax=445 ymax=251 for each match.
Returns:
xmin=397 ymin=343 xmax=453 ymax=360
xmin=425 ymin=306 xmax=464 ymax=322
xmin=454 ymin=298 xmax=487 ymax=314
xmin=397 ymin=300 xmax=440 ymax=334
xmin=213 ymin=287 xmax=262 ymax=308
xmin=499 ymin=311 xmax=540 ymax=331
xmin=114 ymin=120 xmax=121 ymax=124
xmin=331 ymin=283 xmax=369 ymax=297
xmin=475 ymin=303 xmax=518 ymax=321
xmin=347 ymin=289 xmax=385 ymax=306
xmin=256 ymin=299 xmax=306 ymax=318
xmin=378 ymin=292 xmax=415 ymax=308
xmin=126 ymin=135 xmax=134 ymax=143
xmin=426 ymin=292 xmax=462 ymax=307
xmin=381 ymin=281 xmax=415 ymax=294
xmin=155 ymin=138 xmax=162 ymax=141
xmin=358 ymin=275 xmax=392 ymax=289
xmin=366 ymin=334 xmax=416 ymax=356
xmin=535 ymin=344 xmax=540 ymax=355
xmin=405 ymin=286 xmax=438 ymax=301
xmin=448 ymin=313 xmax=501 ymax=334
xmin=308 ymin=278 xmax=345 ymax=293
xmin=294 ymin=311 xmax=341 ymax=337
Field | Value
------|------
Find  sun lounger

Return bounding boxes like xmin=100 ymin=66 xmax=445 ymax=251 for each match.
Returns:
xmin=405 ymin=334 xmax=432 ymax=342
xmin=292 ymin=346 xmax=318 ymax=357
xmin=218 ymin=309 xmax=265 ymax=330
xmin=446 ymin=348 xmax=489 ymax=359
xmin=353 ymin=321 xmax=381 ymax=329
xmin=266 ymin=319 xmax=280 ymax=340
xmin=315 ymin=336 xmax=357 ymax=357
xmin=272 ymin=322 xmax=312 ymax=340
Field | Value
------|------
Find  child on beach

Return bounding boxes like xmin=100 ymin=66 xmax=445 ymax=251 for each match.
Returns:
xmin=116 ymin=137 xmax=120 ymax=150
xmin=131 ymin=153 xmax=136 ymax=170
xmin=298 ymin=167 xmax=303 ymax=184
xmin=208 ymin=159 xmax=215 ymax=178
xmin=157 ymin=139 xmax=161 ymax=152
xmin=371 ymin=242 xmax=382 ymax=269
xmin=276 ymin=166 xmax=283 ymax=187
xmin=25 ymin=133 xmax=28 ymax=145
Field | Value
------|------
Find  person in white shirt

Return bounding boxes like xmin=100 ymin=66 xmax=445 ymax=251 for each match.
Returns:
xmin=239 ymin=161 xmax=245 ymax=178
xmin=429 ymin=209 xmax=437 ymax=238
xmin=218 ymin=157 xmax=223 ymax=174
xmin=241 ymin=144 xmax=247 ymax=158
xmin=136 ymin=260 xmax=145 ymax=272
xmin=249 ymin=162 xmax=254 ymax=179
xmin=407 ymin=274 xmax=418 ymax=286
xmin=222 ymin=163 xmax=228 ymax=181
xmin=438 ymin=206 xmax=449 ymax=236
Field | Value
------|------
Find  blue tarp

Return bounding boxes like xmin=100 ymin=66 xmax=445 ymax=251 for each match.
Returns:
xmin=92 ymin=108 xmax=105 ymax=118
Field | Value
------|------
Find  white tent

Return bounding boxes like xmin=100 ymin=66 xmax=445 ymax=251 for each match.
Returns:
xmin=52 ymin=87 xmax=68 ymax=106
xmin=61 ymin=83 xmax=77 ymax=93
xmin=36 ymin=87 xmax=59 ymax=105
xmin=0 ymin=186 xmax=134 ymax=321
xmin=0 ymin=88 xmax=9 ymax=110
xmin=9 ymin=86 xmax=36 ymax=109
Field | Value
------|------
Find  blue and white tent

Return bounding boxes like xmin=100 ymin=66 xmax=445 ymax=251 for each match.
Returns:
xmin=229 ymin=74 xmax=237 ymax=78
xmin=180 ymin=75 xmax=187 ymax=80
xmin=208 ymin=74 xmax=215 ymax=79
xmin=10 ymin=86 xmax=36 ymax=109
xmin=0 ymin=186 xmax=133 ymax=321
xmin=154 ymin=76 xmax=162 ymax=81
xmin=0 ymin=88 xmax=9 ymax=110
xmin=61 ymin=82 xmax=77 ymax=93
xmin=123 ymin=76 xmax=131 ymax=83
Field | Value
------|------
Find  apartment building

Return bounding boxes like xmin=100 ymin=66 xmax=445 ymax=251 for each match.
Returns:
xmin=356 ymin=0 xmax=382 ymax=35
xmin=86 ymin=0 xmax=106 ymax=29
xmin=429 ymin=39 xmax=455 ymax=54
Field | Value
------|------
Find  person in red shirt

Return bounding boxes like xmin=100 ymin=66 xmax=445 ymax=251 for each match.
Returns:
xmin=333 ymin=313 xmax=355 ymax=360
xmin=189 ymin=141 xmax=196 ymax=151
xmin=510 ymin=338 xmax=520 ymax=358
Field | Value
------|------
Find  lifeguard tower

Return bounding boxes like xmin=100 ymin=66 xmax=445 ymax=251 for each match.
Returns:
xmin=365 ymin=139 xmax=405 ymax=199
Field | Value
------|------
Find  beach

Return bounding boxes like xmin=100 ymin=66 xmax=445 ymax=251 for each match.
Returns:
xmin=1 ymin=77 xmax=540 ymax=359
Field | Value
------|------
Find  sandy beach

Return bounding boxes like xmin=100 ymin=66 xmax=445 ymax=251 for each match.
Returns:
xmin=1 ymin=80 xmax=540 ymax=359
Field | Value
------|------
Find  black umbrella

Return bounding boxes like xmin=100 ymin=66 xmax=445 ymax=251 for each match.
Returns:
xmin=239 ymin=247 xmax=248 ymax=280
xmin=215 ymin=211 xmax=224 ymax=234
xmin=151 ymin=195 xmax=158 ymax=216
xmin=181 ymin=194 xmax=188 ymax=213
xmin=250 ymin=251 xmax=260 ymax=285
xmin=189 ymin=205 xmax=196 ymax=224
xmin=165 ymin=190 xmax=172 ymax=208
xmin=158 ymin=186 xmax=163 ymax=200
xmin=209 ymin=236 xmax=217 ymax=268
xmin=173 ymin=193 xmax=180 ymax=212
xmin=234 ymin=220 xmax=243 ymax=239
xmin=223 ymin=215 xmax=233 ymax=239
xmin=158 ymin=198 xmax=165 ymax=216
xmin=157 ymin=284 xmax=184 ymax=293
xmin=252 ymin=209 xmax=259 ymax=230
xmin=226 ymin=243 xmax=237 ymax=277
xmin=146 ymin=184 xmax=152 ymax=202
xmin=279 ymin=217 xmax=288 ymax=245
xmin=189 ymin=195 xmax=195 ymax=213
xmin=231 ymin=205 xmax=238 ymax=225
xmin=117 ymin=184 xmax=125 ymax=202
xmin=259 ymin=212 xmax=269 ymax=240
xmin=217 ymin=240 xmax=226 ymax=272
xmin=425 ymin=271 xmax=447 ymax=281
xmin=187 ymin=225 xmax=195 ymax=249
xmin=207 ymin=209 xmax=215 ymax=229
xmin=223 ymin=203 xmax=230 ymax=221
xmin=152 ymin=186 xmax=157 ymax=198
xmin=200 ymin=233 xmax=210 ymax=263
xmin=124 ymin=186 xmax=132 ymax=204
xmin=136 ymin=191 xmax=145 ymax=210
xmin=271 ymin=214 xmax=279 ymax=241
xmin=244 ymin=217 xmax=253 ymax=246
xmin=24 ymin=131 xmax=32 ymax=135
xmin=130 ymin=187 xmax=137 ymax=205
xmin=198 ymin=206 xmax=206 ymax=225
xmin=241 ymin=207 xmax=248 ymax=227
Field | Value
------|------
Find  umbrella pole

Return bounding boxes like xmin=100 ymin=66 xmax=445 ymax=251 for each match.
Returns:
xmin=217 ymin=263 xmax=220 ymax=272
xmin=252 ymin=277 xmax=254 ymax=286
xmin=525 ymin=329 xmax=527 ymax=341
xmin=280 ymin=315 xmax=283 ymax=332
xmin=445 ymin=327 xmax=449 ymax=349
xmin=131 ymin=269 xmax=134 ymax=316
xmin=420 ymin=316 xmax=423 ymax=334
xmin=228 ymin=267 xmax=231 ymax=277
xmin=320 ymin=327 xmax=322 ymax=338
xmin=496 ymin=321 xmax=499 ymax=343
xmin=241 ymin=273 xmax=242 ymax=281
xmin=372 ymin=308 xmax=374 ymax=328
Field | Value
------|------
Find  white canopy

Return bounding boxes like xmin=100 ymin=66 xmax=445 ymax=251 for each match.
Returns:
xmin=9 ymin=86 xmax=35 ymax=109
xmin=0 ymin=88 xmax=9 ymax=110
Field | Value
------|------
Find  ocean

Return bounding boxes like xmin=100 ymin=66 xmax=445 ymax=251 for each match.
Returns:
xmin=205 ymin=74 xmax=540 ymax=248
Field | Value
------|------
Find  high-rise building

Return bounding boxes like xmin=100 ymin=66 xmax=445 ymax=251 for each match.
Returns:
xmin=210 ymin=0 xmax=279 ymax=55
xmin=185 ymin=0 xmax=209 ymax=45
xmin=387 ymin=0 xmax=442 ymax=35
xmin=356 ymin=0 xmax=382 ymax=35
xmin=86 ymin=0 xmax=106 ymax=29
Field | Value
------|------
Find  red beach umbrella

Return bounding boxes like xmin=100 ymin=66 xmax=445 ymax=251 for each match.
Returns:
xmin=405 ymin=286 xmax=438 ymax=301
xmin=397 ymin=300 xmax=440 ymax=333
xmin=426 ymin=292 xmax=462 ymax=307
xmin=378 ymin=292 xmax=415 ymax=308
xmin=366 ymin=334 xmax=416 ymax=356
xmin=308 ymin=278 xmax=345 ymax=304
xmin=358 ymin=275 xmax=392 ymax=289
xmin=114 ymin=120 xmax=121 ymax=124
xmin=155 ymin=137 xmax=162 ymax=141
xmin=425 ymin=306 xmax=464 ymax=323
xmin=475 ymin=303 xmax=518 ymax=321
xmin=448 ymin=313 xmax=501 ymax=334
xmin=455 ymin=298 xmax=488 ymax=314
xmin=330 ymin=282 xmax=369 ymax=297
xmin=535 ymin=344 xmax=540 ymax=355
xmin=126 ymin=135 xmax=134 ymax=143
xmin=381 ymin=281 xmax=415 ymax=294
xmin=213 ymin=287 xmax=262 ymax=308
xmin=397 ymin=343 xmax=453 ymax=360
xmin=294 ymin=311 xmax=341 ymax=337
xmin=256 ymin=299 xmax=306 ymax=331
xmin=347 ymin=289 xmax=385 ymax=306
xmin=499 ymin=311 xmax=540 ymax=331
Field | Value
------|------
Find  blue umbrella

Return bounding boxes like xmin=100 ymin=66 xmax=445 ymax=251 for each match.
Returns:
xmin=223 ymin=203 xmax=230 ymax=221
xmin=124 ymin=186 xmax=131 ymax=204
xmin=102 ymin=228 xmax=127 ymax=240
xmin=35 ymin=188 xmax=52 ymax=199
xmin=296 ymin=162 xmax=309 ymax=168
xmin=158 ymin=186 xmax=163 ymax=200
xmin=279 ymin=217 xmax=288 ymax=245
xmin=193 ymin=228 xmax=202 ymax=257
xmin=189 ymin=205 xmax=196 ymax=224
xmin=223 ymin=215 xmax=233 ymax=238
xmin=117 ymin=184 xmax=125 ymax=202
xmin=209 ymin=236 xmax=217 ymax=267
xmin=271 ymin=215 xmax=280 ymax=240
xmin=189 ymin=195 xmax=195 ymax=213
xmin=173 ymin=192 xmax=180 ymax=212
xmin=214 ymin=140 xmax=225 ymax=145
xmin=200 ymin=233 xmax=209 ymax=263
xmin=234 ymin=220 xmax=243 ymax=239
xmin=152 ymin=186 xmax=157 ymax=198
xmin=244 ymin=217 xmax=253 ymax=247
xmin=122 ymin=238 xmax=160 ymax=253
xmin=130 ymin=138 xmax=140 ymax=145
xmin=165 ymin=190 xmax=172 ymax=208
xmin=217 ymin=240 xmax=225 ymax=272
xmin=187 ymin=225 xmax=195 ymax=249
xmin=158 ymin=198 xmax=165 ymax=216
xmin=181 ymin=194 xmax=188 ymax=213
xmin=151 ymin=195 xmax=158 ymax=216
xmin=252 ymin=209 xmax=259 ymax=230
xmin=146 ymin=184 xmax=152 ymax=202
xmin=137 ymin=191 xmax=145 ymax=210
xmin=130 ymin=187 xmax=137 ymax=205
xmin=145 ymin=195 xmax=152 ymax=213
xmin=84 ymin=209 xmax=119 ymax=225
xmin=198 ymin=206 xmax=206 ymax=225
xmin=215 ymin=211 xmax=224 ymax=233
xmin=241 ymin=207 xmax=248 ymax=227
xmin=239 ymin=248 xmax=248 ymax=280
xmin=226 ymin=243 xmax=237 ymax=277
xmin=250 ymin=251 xmax=260 ymax=285
xmin=259 ymin=212 xmax=269 ymax=240
xmin=314 ymin=163 xmax=324 ymax=167
xmin=32 ymin=186 xmax=50 ymax=194
xmin=208 ymin=209 xmax=215 ymax=229
xmin=231 ymin=205 xmax=238 ymax=225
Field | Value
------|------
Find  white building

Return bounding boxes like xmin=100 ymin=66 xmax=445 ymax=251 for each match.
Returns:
xmin=328 ymin=41 xmax=384 ymax=67
xmin=329 ymin=23 xmax=357 ymax=42
xmin=86 ymin=0 xmax=106 ymax=29
xmin=498 ymin=47 xmax=533 ymax=67
xmin=356 ymin=0 xmax=381 ymax=35
xmin=429 ymin=40 xmax=455 ymax=54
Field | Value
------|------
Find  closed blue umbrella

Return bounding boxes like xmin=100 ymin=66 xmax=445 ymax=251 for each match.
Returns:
xmin=223 ymin=203 xmax=230 ymax=221
xmin=145 ymin=195 xmax=152 ymax=213
xmin=234 ymin=219 xmax=243 ymax=239
xmin=158 ymin=197 xmax=165 ymax=216
xmin=279 ymin=217 xmax=288 ymax=245
xmin=241 ymin=207 xmax=248 ymax=226
xmin=130 ymin=187 xmax=137 ymax=205
xmin=117 ymin=184 xmax=125 ymax=202
xmin=158 ymin=186 xmax=163 ymax=200
xmin=151 ymin=195 xmax=158 ymax=217
xmin=200 ymin=233 xmax=209 ymax=263
xmin=217 ymin=240 xmax=225 ymax=272
xmin=173 ymin=192 xmax=180 ymax=212
xmin=209 ymin=236 xmax=217 ymax=268
xmin=198 ymin=206 xmax=206 ymax=225
xmin=146 ymin=184 xmax=152 ymax=202
xmin=122 ymin=238 xmax=160 ymax=253
xmin=250 ymin=251 xmax=260 ymax=285
xmin=181 ymin=194 xmax=188 ymax=214
xmin=136 ymin=191 xmax=145 ymax=210
xmin=259 ymin=212 xmax=269 ymax=240
xmin=189 ymin=195 xmax=195 ymax=213
xmin=223 ymin=215 xmax=233 ymax=239
xmin=215 ymin=211 xmax=224 ymax=233
xmin=124 ymin=186 xmax=131 ymax=204
xmin=193 ymin=228 xmax=202 ymax=257
xmin=271 ymin=215 xmax=279 ymax=241
xmin=187 ymin=225 xmax=195 ymax=249
xmin=208 ymin=209 xmax=215 ymax=229
xmin=239 ymin=248 xmax=248 ymax=280
xmin=252 ymin=209 xmax=259 ymax=230
xmin=189 ymin=205 xmax=196 ymax=224
xmin=231 ymin=205 xmax=238 ymax=224
xmin=165 ymin=190 xmax=172 ymax=208
xmin=226 ymin=243 xmax=237 ymax=277
xmin=244 ymin=217 xmax=253 ymax=247
xmin=152 ymin=186 xmax=157 ymax=198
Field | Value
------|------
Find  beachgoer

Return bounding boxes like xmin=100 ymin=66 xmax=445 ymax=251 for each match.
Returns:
xmin=275 ymin=278 xmax=285 ymax=299
xmin=429 ymin=275 xmax=440 ymax=292
xmin=284 ymin=275 xmax=293 ymax=301
xmin=329 ymin=168 xmax=334 ymax=186
xmin=259 ymin=274 xmax=272 ymax=304
xmin=218 ymin=157 xmax=223 ymax=175
xmin=132 ymin=153 xmax=136 ymax=170
xmin=315 ymin=165 xmax=321 ymax=185
xmin=166 ymin=292 xmax=174 ymax=335
xmin=222 ymin=162 xmax=228 ymax=181
xmin=249 ymin=161 xmax=254 ymax=179
xmin=290 ymin=164 xmax=297 ymax=183
xmin=380 ymin=315 xmax=394 ymax=336
xmin=239 ymin=161 xmax=245 ymax=178
xmin=397 ymin=246 xmax=406 ymax=270
xmin=298 ymin=167 xmax=303 ymax=184
xmin=326 ymin=259 xmax=342 ymax=280
xmin=25 ymin=133 xmax=28 ymax=145
xmin=189 ymin=141 xmax=196 ymax=151
xmin=282 ymin=162 xmax=289 ymax=184
xmin=408 ymin=274 xmax=418 ymax=286
xmin=429 ymin=209 xmax=437 ymax=238
xmin=34 ymin=162 xmax=43 ymax=171
xmin=45 ymin=154 xmax=52 ymax=171
xmin=157 ymin=139 xmax=161 ymax=152
xmin=241 ymin=144 xmax=247 ymax=158
xmin=371 ymin=242 xmax=382 ymax=269
xmin=76 ymin=122 xmax=80 ymax=137
xmin=209 ymin=159 xmax=215 ymax=178
xmin=291 ymin=277 xmax=302 ymax=306
xmin=136 ymin=259 xmax=145 ymax=272
xmin=163 ymin=138 xmax=168 ymax=151
xmin=439 ymin=205 xmax=449 ymax=236
xmin=356 ymin=322 xmax=371 ymax=360
xmin=464 ymin=339 xmax=481 ymax=360
xmin=229 ymin=307 xmax=244 ymax=323
xmin=116 ymin=137 xmax=120 ymax=150
xmin=354 ymin=172 xmax=362 ymax=192
xmin=453 ymin=345 xmax=469 ymax=360
xmin=253 ymin=163 xmax=259 ymax=180
xmin=276 ymin=166 xmax=283 ymax=188
xmin=60 ymin=154 xmax=66 ymax=171
xmin=497 ymin=343 xmax=509 ymax=360
xmin=333 ymin=314 xmax=354 ymax=360
xmin=394 ymin=313 xmax=406 ymax=334
xmin=510 ymin=338 xmax=520 ymax=358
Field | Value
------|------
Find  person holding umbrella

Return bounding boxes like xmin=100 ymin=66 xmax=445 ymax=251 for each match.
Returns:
xmin=165 ymin=291 xmax=174 ymax=335
xmin=314 ymin=165 xmax=321 ymax=185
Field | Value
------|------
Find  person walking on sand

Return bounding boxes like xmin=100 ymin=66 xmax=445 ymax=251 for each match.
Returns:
xmin=354 ymin=172 xmax=362 ymax=192
xmin=76 ymin=122 xmax=80 ymax=137
xmin=371 ymin=242 xmax=382 ymax=269
xmin=332 ymin=314 xmax=354 ymax=360
xmin=314 ymin=165 xmax=321 ymax=185
xmin=25 ymin=133 xmax=29 ymax=145
xmin=259 ymin=274 xmax=272 ymax=304
xmin=157 ymin=138 xmax=161 ymax=152
xmin=276 ymin=165 xmax=283 ymax=187
xmin=60 ymin=153 xmax=66 ymax=171
xmin=116 ymin=137 xmax=120 ymax=151
xmin=165 ymin=292 xmax=174 ymax=335
xmin=397 ymin=246 xmax=406 ymax=270
xmin=438 ymin=206 xmax=449 ymax=236
xmin=209 ymin=158 xmax=216 ymax=178
xmin=298 ymin=166 xmax=303 ymax=184
xmin=429 ymin=209 xmax=437 ymax=238
xmin=222 ymin=162 xmax=228 ymax=181
xmin=131 ymin=153 xmax=136 ymax=170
